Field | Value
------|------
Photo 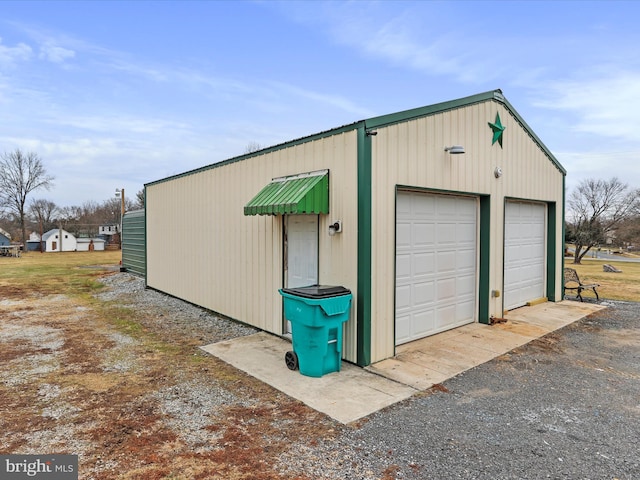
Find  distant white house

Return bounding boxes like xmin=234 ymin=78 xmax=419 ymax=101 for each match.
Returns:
xmin=41 ymin=229 xmax=77 ymax=252
xmin=77 ymin=238 xmax=106 ymax=251
xmin=99 ymin=225 xmax=120 ymax=235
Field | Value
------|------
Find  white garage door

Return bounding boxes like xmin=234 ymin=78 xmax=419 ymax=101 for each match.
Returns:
xmin=396 ymin=191 xmax=477 ymax=345
xmin=504 ymin=201 xmax=546 ymax=310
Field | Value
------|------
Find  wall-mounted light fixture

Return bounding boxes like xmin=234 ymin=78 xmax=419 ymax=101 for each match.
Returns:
xmin=444 ymin=145 xmax=465 ymax=154
xmin=366 ymin=130 xmax=378 ymax=136
xmin=328 ymin=221 xmax=342 ymax=236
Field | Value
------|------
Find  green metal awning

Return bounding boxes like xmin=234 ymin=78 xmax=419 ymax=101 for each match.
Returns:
xmin=244 ymin=170 xmax=329 ymax=216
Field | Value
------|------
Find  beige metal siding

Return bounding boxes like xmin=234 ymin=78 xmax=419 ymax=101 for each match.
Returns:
xmin=146 ymin=130 xmax=360 ymax=362
xmin=369 ymin=102 xmax=564 ymax=362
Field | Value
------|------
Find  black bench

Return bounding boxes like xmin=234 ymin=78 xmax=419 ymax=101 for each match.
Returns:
xmin=564 ymin=267 xmax=599 ymax=302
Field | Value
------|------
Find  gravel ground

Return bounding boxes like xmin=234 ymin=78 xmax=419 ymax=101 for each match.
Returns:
xmin=95 ymin=274 xmax=640 ymax=480
xmin=96 ymin=273 xmax=258 ymax=343
xmin=281 ymin=302 xmax=640 ymax=480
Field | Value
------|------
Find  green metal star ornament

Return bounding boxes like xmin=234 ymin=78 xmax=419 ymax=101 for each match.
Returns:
xmin=488 ymin=112 xmax=505 ymax=148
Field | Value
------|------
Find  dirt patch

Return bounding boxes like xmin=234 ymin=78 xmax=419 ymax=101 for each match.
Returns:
xmin=0 ymin=275 xmax=339 ymax=479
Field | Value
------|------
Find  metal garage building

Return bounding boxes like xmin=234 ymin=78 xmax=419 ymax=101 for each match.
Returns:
xmin=145 ymin=89 xmax=565 ymax=366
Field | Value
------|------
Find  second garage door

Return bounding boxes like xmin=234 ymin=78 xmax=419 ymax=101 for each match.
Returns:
xmin=395 ymin=191 xmax=477 ymax=345
xmin=504 ymin=201 xmax=546 ymax=310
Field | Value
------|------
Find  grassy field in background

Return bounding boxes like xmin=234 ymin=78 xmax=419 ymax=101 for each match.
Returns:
xmin=564 ymin=257 xmax=640 ymax=302
xmin=0 ymin=250 xmax=121 ymax=296
xmin=1 ymin=249 xmax=639 ymax=303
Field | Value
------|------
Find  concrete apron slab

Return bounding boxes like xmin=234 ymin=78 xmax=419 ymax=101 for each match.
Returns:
xmin=200 ymin=332 xmax=417 ymax=424
xmin=201 ymin=300 xmax=605 ymax=424
xmin=367 ymin=300 xmax=606 ymax=390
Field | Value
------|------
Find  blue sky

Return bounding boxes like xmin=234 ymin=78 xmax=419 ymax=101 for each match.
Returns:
xmin=1 ymin=0 xmax=639 ymax=207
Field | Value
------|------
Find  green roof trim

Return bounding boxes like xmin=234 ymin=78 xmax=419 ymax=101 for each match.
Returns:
xmin=364 ymin=89 xmax=566 ymax=176
xmin=146 ymin=89 xmax=565 ymax=190
xmin=244 ymin=170 xmax=329 ymax=216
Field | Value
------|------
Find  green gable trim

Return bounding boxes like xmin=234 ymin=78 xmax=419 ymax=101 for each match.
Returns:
xmin=493 ymin=92 xmax=566 ymax=176
xmin=147 ymin=89 xmax=565 ymax=192
xmin=244 ymin=170 xmax=329 ymax=216
xmin=365 ymin=89 xmax=566 ymax=177
xmin=356 ymin=124 xmax=372 ymax=367
xmin=366 ymin=90 xmax=500 ymax=129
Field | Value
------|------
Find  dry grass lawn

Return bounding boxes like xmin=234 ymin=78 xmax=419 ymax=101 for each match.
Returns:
xmin=564 ymin=256 xmax=640 ymax=302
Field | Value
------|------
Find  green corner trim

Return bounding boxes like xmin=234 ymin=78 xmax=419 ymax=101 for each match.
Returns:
xmin=356 ymin=124 xmax=372 ymax=367
xmin=478 ymin=195 xmax=491 ymax=324
xmin=546 ymin=202 xmax=558 ymax=301
xmin=562 ymin=176 xmax=567 ymax=297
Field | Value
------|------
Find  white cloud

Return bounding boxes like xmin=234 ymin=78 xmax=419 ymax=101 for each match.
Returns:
xmin=0 ymin=37 xmax=32 ymax=64
xmin=39 ymin=42 xmax=75 ymax=63
xmin=269 ymin=81 xmax=374 ymax=118
xmin=534 ymin=72 xmax=640 ymax=142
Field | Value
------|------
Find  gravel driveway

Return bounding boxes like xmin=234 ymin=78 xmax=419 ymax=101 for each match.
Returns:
xmin=287 ymin=298 xmax=640 ymax=480
xmin=105 ymin=274 xmax=639 ymax=480
xmin=3 ymin=272 xmax=639 ymax=479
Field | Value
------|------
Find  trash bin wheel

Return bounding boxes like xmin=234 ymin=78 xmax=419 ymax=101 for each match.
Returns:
xmin=285 ymin=351 xmax=299 ymax=371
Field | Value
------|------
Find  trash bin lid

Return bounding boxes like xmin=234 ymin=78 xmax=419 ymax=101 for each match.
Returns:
xmin=281 ymin=285 xmax=351 ymax=299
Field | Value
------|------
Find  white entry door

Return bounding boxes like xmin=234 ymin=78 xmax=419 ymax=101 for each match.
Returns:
xmin=395 ymin=191 xmax=478 ymax=345
xmin=284 ymin=215 xmax=318 ymax=333
xmin=286 ymin=214 xmax=319 ymax=288
xmin=504 ymin=201 xmax=546 ymax=310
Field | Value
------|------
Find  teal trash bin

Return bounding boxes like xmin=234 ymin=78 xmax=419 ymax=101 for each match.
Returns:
xmin=279 ymin=285 xmax=352 ymax=378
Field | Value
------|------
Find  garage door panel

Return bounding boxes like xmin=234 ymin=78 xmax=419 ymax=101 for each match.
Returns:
xmin=437 ymin=251 xmax=457 ymax=274
xmin=504 ymin=201 xmax=546 ymax=310
xmin=413 ymin=281 xmax=435 ymax=306
xmin=396 ymin=254 xmax=412 ymax=281
xmin=436 ymin=277 xmax=456 ymax=302
xmin=457 ymin=273 xmax=476 ymax=295
xmin=436 ymin=223 xmax=457 ymax=245
xmin=457 ymin=248 xmax=476 ymax=270
xmin=414 ymin=310 xmax=435 ymax=336
xmin=413 ymin=223 xmax=435 ymax=246
xmin=456 ymin=299 xmax=476 ymax=322
xmin=436 ymin=305 xmax=456 ymax=328
xmin=396 ymin=223 xmax=411 ymax=248
xmin=457 ymin=221 xmax=476 ymax=241
xmin=413 ymin=252 xmax=435 ymax=277
xmin=395 ymin=313 xmax=411 ymax=344
xmin=396 ymin=192 xmax=478 ymax=345
xmin=396 ymin=285 xmax=411 ymax=310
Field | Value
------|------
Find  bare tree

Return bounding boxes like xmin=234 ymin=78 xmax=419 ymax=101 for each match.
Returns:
xmin=28 ymin=199 xmax=58 ymax=248
xmin=135 ymin=189 xmax=145 ymax=208
xmin=244 ymin=142 xmax=264 ymax=154
xmin=0 ymin=149 xmax=55 ymax=245
xmin=567 ymin=177 xmax=640 ymax=264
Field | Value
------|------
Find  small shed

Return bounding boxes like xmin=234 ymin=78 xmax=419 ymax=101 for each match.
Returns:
xmin=145 ymin=89 xmax=566 ymax=367
xmin=76 ymin=238 xmax=106 ymax=251
xmin=0 ymin=228 xmax=10 ymax=247
xmin=122 ymin=209 xmax=146 ymax=276
xmin=41 ymin=229 xmax=77 ymax=252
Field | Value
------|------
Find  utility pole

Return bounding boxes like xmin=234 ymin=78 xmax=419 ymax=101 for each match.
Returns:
xmin=116 ymin=188 xmax=125 ymax=271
